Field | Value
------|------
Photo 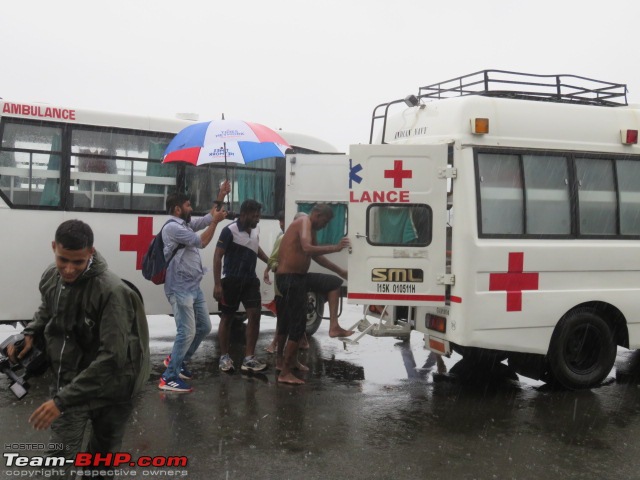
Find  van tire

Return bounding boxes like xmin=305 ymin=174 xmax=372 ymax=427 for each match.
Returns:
xmin=305 ymin=292 xmax=325 ymax=336
xmin=456 ymin=345 xmax=506 ymax=365
xmin=547 ymin=308 xmax=616 ymax=389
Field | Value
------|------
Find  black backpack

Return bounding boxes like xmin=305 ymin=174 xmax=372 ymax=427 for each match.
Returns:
xmin=141 ymin=219 xmax=184 ymax=285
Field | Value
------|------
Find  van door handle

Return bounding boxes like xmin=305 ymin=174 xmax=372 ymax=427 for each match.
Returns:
xmin=355 ymin=233 xmax=368 ymax=239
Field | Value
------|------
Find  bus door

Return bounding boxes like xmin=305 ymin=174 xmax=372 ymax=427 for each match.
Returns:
xmin=284 ymin=153 xmax=350 ymax=274
xmin=283 ymin=153 xmax=350 ymax=331
xmin=284 ymin=153 xmax=349 ymax=221
xmin=347 ymin=144 xmax=449 ymax=310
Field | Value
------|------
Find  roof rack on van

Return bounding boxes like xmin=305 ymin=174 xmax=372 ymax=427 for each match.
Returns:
xmin=369 ymin=70 xmax=628 ymax=144
xmin=418 ymin=70 xmax=628 ymax=107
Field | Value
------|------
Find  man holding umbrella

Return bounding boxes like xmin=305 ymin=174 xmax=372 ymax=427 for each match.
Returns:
xmin=159 ymin=181 xmax=230 ymax=392
xmin=162 ymin=117 xmax=290 ymax=376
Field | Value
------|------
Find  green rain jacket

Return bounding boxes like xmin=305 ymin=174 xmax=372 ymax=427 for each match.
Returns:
xmin=23 ymin=250 xmax=150 ymax=412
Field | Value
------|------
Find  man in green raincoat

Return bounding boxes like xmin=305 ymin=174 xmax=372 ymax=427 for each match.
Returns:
xmin=9 ymin=219 xmax=150 ymax=476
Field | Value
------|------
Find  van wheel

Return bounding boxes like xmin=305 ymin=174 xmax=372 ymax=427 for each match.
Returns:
xmin=547 ymin=308 xmax=616 ymax=389
xmin=305 ymin=292 xmax=325 ymax=336
xmin=456 ymin=346 xmax=506 ymax=366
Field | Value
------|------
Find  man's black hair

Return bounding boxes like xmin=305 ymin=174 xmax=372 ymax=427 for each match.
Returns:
xmin=55 ymin=220 xmax=94 ymax=250
xmin=240 ymin=199 xmax=262 ymax=214
xmin=277 ymin=210 xmax=285 ymax=221
xmin=166 ymin=193 xmax=191 ymax=215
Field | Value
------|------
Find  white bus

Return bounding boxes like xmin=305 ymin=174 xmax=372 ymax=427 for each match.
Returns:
xmin=345 ymin=70 xmax=640 ymax=389
xmin=0 ymin=99 xmax=348 ymax=333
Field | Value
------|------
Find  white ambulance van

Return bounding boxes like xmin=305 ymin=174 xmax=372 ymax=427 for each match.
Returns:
xmin=346 ymin=70 xmax=640 ymax=389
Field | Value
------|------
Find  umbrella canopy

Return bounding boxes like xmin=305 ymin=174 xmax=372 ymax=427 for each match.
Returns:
xmin=163 ymin=119 xmax=290 ymax=166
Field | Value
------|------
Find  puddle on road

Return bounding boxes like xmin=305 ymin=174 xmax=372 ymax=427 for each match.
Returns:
xmin=132 ymin=308 xmax=552 ymax=393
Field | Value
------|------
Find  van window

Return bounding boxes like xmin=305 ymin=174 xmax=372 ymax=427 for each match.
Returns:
xmin=478 ymin=153 xmax=523 ymax=234
xmin=366 ymin=204 xmax=431 ymax=246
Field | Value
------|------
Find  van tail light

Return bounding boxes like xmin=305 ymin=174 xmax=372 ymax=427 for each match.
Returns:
xmin=428 ymin=337 xmax=447 ymax=354
xmin=621 ymin=129 xmax=638 ymax=145
xmin=426 ymin=314 xmax=446 ymax=333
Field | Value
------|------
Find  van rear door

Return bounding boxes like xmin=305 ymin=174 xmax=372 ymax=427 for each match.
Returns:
xmin=347 ymin=144 xmax=448 ymax=307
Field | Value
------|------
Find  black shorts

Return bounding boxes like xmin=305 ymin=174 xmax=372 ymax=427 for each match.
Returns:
xmin=305 ymin=272 xmax=343 ymax=293
xmin=220 ymin=277 xmax=261 ymax=314
xmin=275 ymin=273 xmax=343 ymax=341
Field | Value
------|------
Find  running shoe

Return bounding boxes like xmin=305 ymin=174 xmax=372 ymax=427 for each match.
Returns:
xmin=163 ymin=355 xmax=193 ymax=380
xmin=241 ymin=356 xmax=267 ymax=373
xmin=158 ymin=375 xmax=192 ymax=393
xmin=219 ymin=354 xmax=235 ymax=372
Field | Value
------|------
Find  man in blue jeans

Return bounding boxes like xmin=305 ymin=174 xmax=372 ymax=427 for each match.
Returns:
xmin=159 ymin=182 xmax=229 ymax=392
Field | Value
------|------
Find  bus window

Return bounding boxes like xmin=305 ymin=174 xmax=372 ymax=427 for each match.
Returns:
xmin=617 ymin=159 xmax=640 ymax=235
xmin=0 ymin=121 xmax=62 ymax=207
xmin=185 ymin=157 xmax=278 ymax=216
xmin=575 ymin=158 xmax=617 ymax=235
xmin=143 ymin=140 xmax=174 ymax=197
xmin=70 ymin=128 xmax=175 ymax=211
xmin=185 ymin=164 xmax=229 ymax=213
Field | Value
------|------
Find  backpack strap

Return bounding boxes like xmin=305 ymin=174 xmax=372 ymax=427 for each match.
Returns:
xmin=161 ymin=219 xmax=186 ymax=265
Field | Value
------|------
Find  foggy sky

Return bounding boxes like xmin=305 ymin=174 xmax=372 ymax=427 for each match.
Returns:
xmin=2 ymin=0 xmax=638 ymax=151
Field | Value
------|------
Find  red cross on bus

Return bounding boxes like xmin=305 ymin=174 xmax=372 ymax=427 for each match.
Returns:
xmin=489 ymin=252 xmax=539 ymax=312
xmin=120 ymin=216 xmax=155 ymax=270
xmin=384 ymin=159 xmax=412 ymax=188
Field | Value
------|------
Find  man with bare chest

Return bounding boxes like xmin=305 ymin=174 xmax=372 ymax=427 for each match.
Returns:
xmin=275 ymin=204 xmax=352 ymax=384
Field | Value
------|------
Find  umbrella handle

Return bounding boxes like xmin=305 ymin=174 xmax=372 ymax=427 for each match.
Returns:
xmin=224 ymin=141 xmax=228 ymax=176
xmin=223 ymin=141 xmax=231 ymax=209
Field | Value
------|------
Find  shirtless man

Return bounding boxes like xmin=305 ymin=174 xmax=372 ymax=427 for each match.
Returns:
xmin=275 ymin=203 xmax=352 ymax=384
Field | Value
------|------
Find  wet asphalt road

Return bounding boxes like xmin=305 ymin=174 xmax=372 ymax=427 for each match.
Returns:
xmin=3 ymin=304 xmax=640 ymax=480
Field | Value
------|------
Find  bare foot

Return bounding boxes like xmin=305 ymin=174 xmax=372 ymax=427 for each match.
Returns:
xmin=299 ymin=336 xmax=310 ymax=350
xmin=329 ymin=327 xmax=354 ymax=338
xmin=292 ymin=360 xmax=309 ymax=372
xmin=265 ymin=342 xmax=276 ymax=354
xmin=278 ymin=372 xmax=305 ymax=385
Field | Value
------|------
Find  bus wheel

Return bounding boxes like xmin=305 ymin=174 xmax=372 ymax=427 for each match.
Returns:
xmin=234 ymin=312 xmax=248 ymax=323
xmin=547 ymin=308 xmax=616 ymax=389
xmin=305 ymin=292 xmax=325 ymax=336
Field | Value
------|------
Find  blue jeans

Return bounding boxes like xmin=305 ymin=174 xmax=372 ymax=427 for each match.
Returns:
xmin=165 ymin=288 xmax=211 ymax=380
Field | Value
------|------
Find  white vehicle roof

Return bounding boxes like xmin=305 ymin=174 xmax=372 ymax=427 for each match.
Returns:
xmin=383 ymin=95 xmax=640 ymax=154
xmin=374 ymin=70 xmax=639 ymax=155
xmin=0 ymin=99 xmax=337 ymax=153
